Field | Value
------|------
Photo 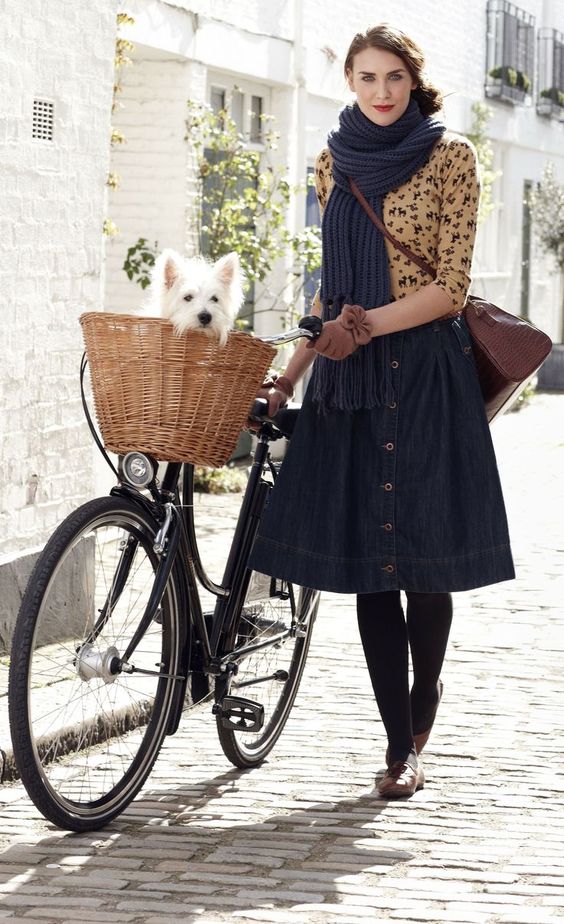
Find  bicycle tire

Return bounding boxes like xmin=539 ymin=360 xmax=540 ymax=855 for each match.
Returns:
xmin=8 ymin=495 xmax=184 ymax=831
xmin=216 ymin=574 xmax=319 ymax=768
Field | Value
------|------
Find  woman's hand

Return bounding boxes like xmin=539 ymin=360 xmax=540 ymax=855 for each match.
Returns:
xmin=306 ymin=304 xmax=372 ymax=360
xmin=256 ymin=372 xmax=294 ymax=416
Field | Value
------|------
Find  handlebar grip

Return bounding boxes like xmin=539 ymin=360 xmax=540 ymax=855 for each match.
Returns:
xmin=250 ymin=397 xmax=269 ymax=419
xmin=298 ymin=315 xmax=323 ymax=338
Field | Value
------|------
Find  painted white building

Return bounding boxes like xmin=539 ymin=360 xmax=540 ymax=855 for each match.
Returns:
xmin=1 ymin=0 xmax=563 ymax=647
xmin=0 ymin=0 xmax=116 ymax=648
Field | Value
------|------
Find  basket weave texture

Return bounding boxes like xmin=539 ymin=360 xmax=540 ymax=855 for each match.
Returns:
xmin=80 ymin=312 xmax=276 ymax=467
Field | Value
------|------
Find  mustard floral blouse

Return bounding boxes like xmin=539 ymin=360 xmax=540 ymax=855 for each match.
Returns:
xmin=313 ymin=132 xmax=480 ymax=316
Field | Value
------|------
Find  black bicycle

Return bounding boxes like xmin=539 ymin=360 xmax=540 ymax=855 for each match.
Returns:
xmin=8 ymin=316 xmax=322 ymax=831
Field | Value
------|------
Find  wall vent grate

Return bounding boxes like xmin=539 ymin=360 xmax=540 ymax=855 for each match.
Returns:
xmin=32 ymin=99 xmax=55 ymax=141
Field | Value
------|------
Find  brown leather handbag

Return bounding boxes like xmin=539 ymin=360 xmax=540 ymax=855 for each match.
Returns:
xmin=349 ymin=178 xmax=553 ymax=423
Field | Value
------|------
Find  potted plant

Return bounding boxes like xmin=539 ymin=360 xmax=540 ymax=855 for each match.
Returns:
xmin=487 ymin=66 xmax=520 ymax=102
xmin=538 ymin=87 xmax=554 ymax=115
xmin=538 ymin=87 xmax=564 ymax=116
xmin=487 ymin=66 xmax=504 ymax=96
xmin=516 ymin=70 xmax=531 ymax=94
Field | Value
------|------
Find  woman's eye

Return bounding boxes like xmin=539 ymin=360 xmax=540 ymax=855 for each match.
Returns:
xmin=183 ymin=294 xmax=193 ymax=302
xmin=210 ymin=295 xmax=219 ymax=303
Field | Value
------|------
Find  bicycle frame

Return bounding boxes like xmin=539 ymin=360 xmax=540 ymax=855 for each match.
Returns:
xmin=106 ymin=427 xmax=282 ymax=735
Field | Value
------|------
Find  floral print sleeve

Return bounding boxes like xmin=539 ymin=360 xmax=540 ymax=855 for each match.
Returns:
xmin=311 ymin=149 xmax=333 ymax=313
xmin=433 ymin=137 xmax=480 ymax=312
xmin=314 ymin=149 xmax=333 ymax=220
xmin=311 ymin=136 xmax=479 ymax=316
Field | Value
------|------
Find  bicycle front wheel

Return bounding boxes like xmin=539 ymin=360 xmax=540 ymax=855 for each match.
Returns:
xmin=216 ymin=572 xmax=319 ymax=768
xmin=8 ymin=496 xmax=183 ymax=831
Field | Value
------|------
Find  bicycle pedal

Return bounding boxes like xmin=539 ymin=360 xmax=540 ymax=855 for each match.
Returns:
xmin=214 ymin=696 xmax=264 ymax=733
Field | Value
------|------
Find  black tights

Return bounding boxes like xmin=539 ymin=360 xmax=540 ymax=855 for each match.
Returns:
xmin=356 ymin=590 xmax=452 ymax=764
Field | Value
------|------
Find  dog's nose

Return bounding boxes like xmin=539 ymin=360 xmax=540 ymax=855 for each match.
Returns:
xmin=198 ymin=311 xmax=212 ymax=326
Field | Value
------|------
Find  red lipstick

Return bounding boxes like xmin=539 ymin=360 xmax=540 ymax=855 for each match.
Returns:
xmin=374 ymin=105 xmax=394 ymax=111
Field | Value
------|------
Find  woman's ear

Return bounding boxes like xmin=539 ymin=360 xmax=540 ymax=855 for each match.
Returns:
xmin=345 ymin=68 xmax=354 ymax=92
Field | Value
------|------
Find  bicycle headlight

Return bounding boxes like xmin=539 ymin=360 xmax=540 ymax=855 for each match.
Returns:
xmin=121 ymin=452 xmax=157 ymax=488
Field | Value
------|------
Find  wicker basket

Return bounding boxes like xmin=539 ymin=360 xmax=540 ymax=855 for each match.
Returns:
xmin=80 ymin=312 xmax=276 ymax=467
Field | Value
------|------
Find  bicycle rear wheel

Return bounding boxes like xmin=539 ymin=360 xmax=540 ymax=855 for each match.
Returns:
xmin=8 ymin=495 xmax=183 ymax=831
xmin=216 ymin=572 xmax=319 ymax=768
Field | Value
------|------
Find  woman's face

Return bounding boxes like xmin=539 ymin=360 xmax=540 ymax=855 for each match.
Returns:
xmin=346 ymin=46 xmax=418 ymax=126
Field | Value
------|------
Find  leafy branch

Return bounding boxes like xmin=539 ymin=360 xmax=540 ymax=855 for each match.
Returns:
xmin=123 ymin=238 xmax=159 ymax=289
xmin=465 ymin=101 xmax=502 ymax=225
xmin=185 ymin=100 xmax=321 ymax=327
xmin=104 ymin=11 xmax=135 ymax=236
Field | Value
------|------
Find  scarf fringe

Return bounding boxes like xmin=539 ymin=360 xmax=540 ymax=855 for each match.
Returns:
xmin=311 ymin=297 xmax=394 ymax=411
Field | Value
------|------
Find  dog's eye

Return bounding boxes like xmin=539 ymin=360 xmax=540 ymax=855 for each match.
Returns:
xmin=183 ymin=294 xmax=193 ymax=302
xmin=210 ymin=295 xmax=219 ymax=303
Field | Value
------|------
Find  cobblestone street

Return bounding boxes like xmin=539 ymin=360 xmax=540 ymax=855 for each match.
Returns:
xmin=0 ymin=393 xmax=563 ymax=924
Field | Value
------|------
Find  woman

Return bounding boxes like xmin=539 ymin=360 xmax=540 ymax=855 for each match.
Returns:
xmin=249 ymin=24 xmax=514 ymax=798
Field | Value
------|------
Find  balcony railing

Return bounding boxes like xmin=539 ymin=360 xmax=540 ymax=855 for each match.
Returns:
xmin=537 ymin=28 xmax=564 ymax=120
xmin=485 ymin=0 xmax=535 ymax=104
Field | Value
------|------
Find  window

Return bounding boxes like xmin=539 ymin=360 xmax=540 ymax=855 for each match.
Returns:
xmin=250 ymin=95 xmax=263 ymax=143
xmin=231 ymin=88 xmax=244 ymax=133
xmin=303 ymin=167 xmax=321 ymax=309
xmin=485 ymin=0 xmax=535 ymax=104
xmin=210 ymin=86 xmax=226 ymax=116
xmin=537 ymin=29 xmax=564 ymax=119
xmin=207 ymin=77 xmax=267 ymax=146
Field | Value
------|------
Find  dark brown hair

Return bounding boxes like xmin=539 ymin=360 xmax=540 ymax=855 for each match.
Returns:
xmin=344 ymin=24 xmax=443 ymax=116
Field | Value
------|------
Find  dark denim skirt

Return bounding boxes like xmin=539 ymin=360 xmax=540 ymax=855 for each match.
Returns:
xmin=249 ymin=315 xmax=515 ymax=594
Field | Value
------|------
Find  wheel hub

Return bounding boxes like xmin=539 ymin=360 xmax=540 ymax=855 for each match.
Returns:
xmin=76 ymin=643 xmax=120 ymax=684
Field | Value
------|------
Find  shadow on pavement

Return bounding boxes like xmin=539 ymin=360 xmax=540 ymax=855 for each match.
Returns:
xmin=0 ymin=766 xmax=415 ymax=922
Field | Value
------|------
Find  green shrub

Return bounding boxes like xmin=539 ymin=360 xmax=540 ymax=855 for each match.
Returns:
xmin=193 ymin=466 xmax=247 ymax=494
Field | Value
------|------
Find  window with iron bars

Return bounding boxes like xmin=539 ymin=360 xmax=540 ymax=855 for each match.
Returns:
xmin=537 ymin=28 xmax=564 ymax=119
xmin=485 ymin=0 xmax=535 ymax=105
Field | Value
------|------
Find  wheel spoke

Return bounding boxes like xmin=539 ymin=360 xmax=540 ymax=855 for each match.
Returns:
xmin=217 ymin=579 xmax=319 ymax=766
xmin=8 ymin=497 xmax=181 ymax=830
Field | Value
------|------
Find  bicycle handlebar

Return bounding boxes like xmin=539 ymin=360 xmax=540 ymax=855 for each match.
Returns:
xmin=255 ymin=314 xmax=323 ymax=346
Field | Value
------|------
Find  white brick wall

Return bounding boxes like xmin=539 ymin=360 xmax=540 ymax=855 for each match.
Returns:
xmin=0 ymin=0 xmax=116 ymax=560
xmin=104 ymin=54 xmax=206 ymax=314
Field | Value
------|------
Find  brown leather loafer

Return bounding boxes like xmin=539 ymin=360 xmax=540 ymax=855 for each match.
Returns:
xmin=378 ymin=760 xmax=425 ymax=799
xmin=413 ymin=679 xmax=444 ymax=755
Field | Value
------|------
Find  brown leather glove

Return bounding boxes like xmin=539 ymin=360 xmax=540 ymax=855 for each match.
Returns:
xmin=256 ymin=372 xmax=294 ymax=417
xmin=306 ymin=304 xmax=372 ymax=360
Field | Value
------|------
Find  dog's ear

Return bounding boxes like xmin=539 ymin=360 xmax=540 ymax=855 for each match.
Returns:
xmin=154 ymin=249 xmax=182 ymax=290
xmin=163 ymin=254 xmax=180 ymax=290
xmin=214 ymin=252 xmax=241 ymax=287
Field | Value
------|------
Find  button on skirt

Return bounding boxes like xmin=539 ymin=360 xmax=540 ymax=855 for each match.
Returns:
xmin=248 ymin=315 xmax=515 ymax=594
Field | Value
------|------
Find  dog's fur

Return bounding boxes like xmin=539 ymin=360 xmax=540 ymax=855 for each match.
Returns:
xmin=148 ymin=249 xmax=244 ymax=346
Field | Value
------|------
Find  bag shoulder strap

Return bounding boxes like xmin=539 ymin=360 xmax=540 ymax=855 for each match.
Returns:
xmin=348 ymin=177 xmax=437 ymax=280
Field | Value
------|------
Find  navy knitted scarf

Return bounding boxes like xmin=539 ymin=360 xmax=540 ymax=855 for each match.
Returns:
xmin=312 ymin=99 xmax=446 ymax=410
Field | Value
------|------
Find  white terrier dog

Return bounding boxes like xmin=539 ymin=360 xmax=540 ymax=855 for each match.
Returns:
xmin=148 ymin=249 xmax=244 ymax=346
